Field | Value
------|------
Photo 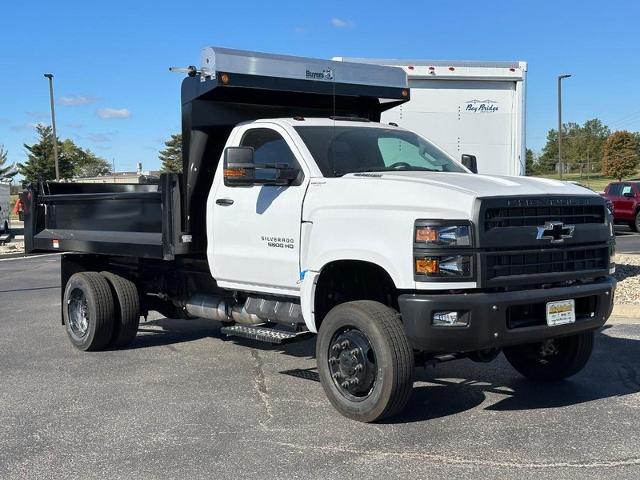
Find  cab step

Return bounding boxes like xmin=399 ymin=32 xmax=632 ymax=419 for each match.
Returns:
xmin=220 ymin=324 xmax=312 ymax=344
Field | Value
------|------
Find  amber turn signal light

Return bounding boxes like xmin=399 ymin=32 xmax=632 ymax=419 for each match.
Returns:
xmin=416 ymin=258 xmax=439 ymax=275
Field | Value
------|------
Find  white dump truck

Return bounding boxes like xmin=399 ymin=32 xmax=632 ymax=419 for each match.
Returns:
xmin=25 ymin=48 xmax=614 ymax=422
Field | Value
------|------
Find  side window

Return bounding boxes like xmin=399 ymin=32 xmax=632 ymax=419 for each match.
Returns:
xmin=608 ymin=183 xmax=622 ymax=196
xmin=240 ymin=128 xmax=300 ymax=169
xmin=621 ymin=184 xmax=633 ymax=196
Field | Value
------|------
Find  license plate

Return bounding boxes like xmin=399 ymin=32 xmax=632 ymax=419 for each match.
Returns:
xmin=546 ymin=299 xmax=575 ymax=326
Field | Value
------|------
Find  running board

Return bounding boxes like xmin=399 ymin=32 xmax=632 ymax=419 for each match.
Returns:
xmin=220 ymin=324 xmax=312 ymax=344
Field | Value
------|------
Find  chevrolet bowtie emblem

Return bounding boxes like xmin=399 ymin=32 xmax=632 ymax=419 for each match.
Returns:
xmin=536 ymin=221 xmax=575 ymax=243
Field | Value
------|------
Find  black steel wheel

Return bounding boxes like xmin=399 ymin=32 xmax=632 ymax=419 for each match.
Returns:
xmin=317 ymin=301 xmax=414 ymax=422
xmin=63 ymin=272 xmax=115 ymax=351
xmin=327 ymin=328 xmax=378 ymax=402
xmin=503 ymin=331 xmax=594 ymax=381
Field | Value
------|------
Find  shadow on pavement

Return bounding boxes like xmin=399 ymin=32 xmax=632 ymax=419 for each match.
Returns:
xmin=388 ymin=326 xmax=640 ymax=423
xmin=121 ymin=316 xmax=640 ymax=424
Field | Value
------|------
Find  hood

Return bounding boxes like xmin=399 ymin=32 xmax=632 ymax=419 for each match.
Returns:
xmin=345 ymin=171 xmax=597 ymax=198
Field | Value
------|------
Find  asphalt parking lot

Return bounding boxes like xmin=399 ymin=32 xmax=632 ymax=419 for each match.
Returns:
xmin=615 ymin=225 xmax=640 ymax=253
xmin=1 ymin=255 xmax=640 ymax=480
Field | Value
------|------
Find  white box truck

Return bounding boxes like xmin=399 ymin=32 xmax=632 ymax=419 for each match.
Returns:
xmin=0 ymin=181 xmax=10 ymax=234
xmin=335 ymin=58 xmax=527 ymax=176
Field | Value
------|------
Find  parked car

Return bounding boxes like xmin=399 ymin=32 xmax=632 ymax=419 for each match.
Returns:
xmin=602 ymin=181 xmax=640 ymax=231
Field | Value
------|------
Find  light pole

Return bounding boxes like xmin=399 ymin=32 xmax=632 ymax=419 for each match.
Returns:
xmin=557 ymin=74 xmax=572 ymax=180
xmin=44 ymin=73 xmax=60 ymax=181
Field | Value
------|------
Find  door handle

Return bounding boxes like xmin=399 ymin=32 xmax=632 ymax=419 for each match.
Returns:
xmin=216 ymin=198 xmax=234 ymax=206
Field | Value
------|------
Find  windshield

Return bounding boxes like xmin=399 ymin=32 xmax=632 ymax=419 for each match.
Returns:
xmin=294 ymin=125 xmax=467 ymax=177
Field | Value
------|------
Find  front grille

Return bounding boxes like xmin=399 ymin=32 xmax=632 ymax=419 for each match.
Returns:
xmin=484 ymin=204 xmax=605 ymax=230
xmin=485 ymin=246 xmax=609 ymax=281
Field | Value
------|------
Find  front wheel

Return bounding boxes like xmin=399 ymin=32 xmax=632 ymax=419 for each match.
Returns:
xmin=316 ymin=301 xmax=414 ymax=422
xmin=503 ymin=331 xmax=594 ymax=381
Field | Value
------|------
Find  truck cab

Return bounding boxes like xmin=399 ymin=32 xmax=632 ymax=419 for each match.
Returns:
xmin=25 ymin=47 xmax=616 ymax=423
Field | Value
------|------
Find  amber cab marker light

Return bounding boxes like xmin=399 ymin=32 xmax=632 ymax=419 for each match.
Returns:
xmin=416 ymin=258 xmax=439 ymax=275
xmin=224 ymin=168 xmax=245 ymax=177
xmin=401 ymin=89 xmax=409 ymax=97
xmin=220 ymin=73 xmax=230 ymax=85
xmin=416 ymin=226 xmax=439 ymax=243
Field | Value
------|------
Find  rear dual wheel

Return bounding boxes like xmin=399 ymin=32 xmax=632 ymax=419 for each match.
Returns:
xmin=63 ymin=271 xmax=140 ymax=351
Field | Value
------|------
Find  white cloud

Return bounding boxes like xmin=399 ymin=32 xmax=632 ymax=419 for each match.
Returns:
xmin=87 ymin=132 xmax=111 ymax=143
xmin=294 ymin=26 xmax=307 ymax=33
xmin=331 ymin=17 xmax=353 ymax=28
xmin=97 ymin=108 xmax=131 ymax=119
xmin=59 ymin=95 xmax=99 ymax=106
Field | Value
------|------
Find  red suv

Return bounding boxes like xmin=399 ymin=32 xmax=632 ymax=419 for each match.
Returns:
xmin=602 ymin=181 xmax=640 ymax=231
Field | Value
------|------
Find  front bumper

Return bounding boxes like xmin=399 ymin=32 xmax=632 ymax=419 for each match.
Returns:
xmin=398 ymin=276 xmax=616 ymax=353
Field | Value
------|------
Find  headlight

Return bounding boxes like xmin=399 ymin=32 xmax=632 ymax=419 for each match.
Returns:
xmin=415 ymin=222 xmax=472 ymax=247
xmin=413 ymin=220 xmax=475 ymax=281
xmin=415 ymin=255 xmax=473 ymax=278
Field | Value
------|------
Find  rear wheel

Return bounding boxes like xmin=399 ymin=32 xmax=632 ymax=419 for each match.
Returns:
xmin=503 ymin=331 xmax=594 ymax=381
xmin=101 ymin=271 xmax=140 ymax=348
xmin=63 ymin=272 xmax=114 ymax=351
xmin=631 ymin=210 xmax=640 ymax=232
xmin=316 ymin=301 xmax=414 ymax=422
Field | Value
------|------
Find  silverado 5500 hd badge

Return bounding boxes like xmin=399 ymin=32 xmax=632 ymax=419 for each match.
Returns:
xmin=262 ymin=235 xmax=295 ymax=249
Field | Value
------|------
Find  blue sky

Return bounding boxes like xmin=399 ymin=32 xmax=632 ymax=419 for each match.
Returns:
xmin=1 ymin=0 xmax=639 ymax=173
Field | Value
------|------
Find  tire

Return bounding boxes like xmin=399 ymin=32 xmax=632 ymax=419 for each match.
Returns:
xmin=503 ymin=331 xmax=594 ymax=382
xmin=316 ymin=300 xmax=414 ymax=422
xmin=63 ymin=272 xmax=115 ymax=351
xmin=631 ymin=211 xmax=640 ymax=232
xmin=101 ymin=271 xmax=140 ymax=348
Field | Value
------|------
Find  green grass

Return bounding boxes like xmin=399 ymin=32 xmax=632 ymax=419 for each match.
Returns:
xmin=532 ymin=171 xmax=639 ymax=193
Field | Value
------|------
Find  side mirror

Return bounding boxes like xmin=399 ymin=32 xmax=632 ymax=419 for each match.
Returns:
xmin=224 ymin=147 xmax=256 ymax=187
xmin=223 ymin=146 xmax=301 ymax=187
xmin=461 ymin=154 xmax=478 ymax=174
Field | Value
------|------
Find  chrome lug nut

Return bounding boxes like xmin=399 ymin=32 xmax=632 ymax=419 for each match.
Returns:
xmin=341 ymin=381 xmax=350 ymax=389
xmin=354 ymin=364 xmax=363 ymax=373
xmin=328 ymin=356 xmax=339 ymax=365
xmin=340 ymin=340 xmax=350 ymax=350
xmin=331 ymin=344 xmax=341 ymax=353
xmin=350 ymin=348 xmax=359 ymax=357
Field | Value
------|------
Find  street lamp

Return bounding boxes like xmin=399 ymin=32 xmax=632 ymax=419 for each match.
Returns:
xmin=44 ymin=73 xmax=60 ymax=181
xmin=557 ymin=74 xmax=572 ymax=180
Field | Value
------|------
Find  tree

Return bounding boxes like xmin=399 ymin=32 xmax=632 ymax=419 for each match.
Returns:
xmin=537 ymin=118 xmax=611 ymax=174
xmin=602 ymin=131 xmax=640 ymax=181
xmin=159 ymin=134 xmax=182 ymax=173
xmin=19 ymin=124 xmax=111 ymax=183
xmin=0 ymin=145 xmax=17 ymax=179
xmin=19 ymin=124 xmax=75 ymax=183
xmin=525 ymin=148 xmax=536 ymax=175
xmin=61 ymin=140 xmax=111 ymax=177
